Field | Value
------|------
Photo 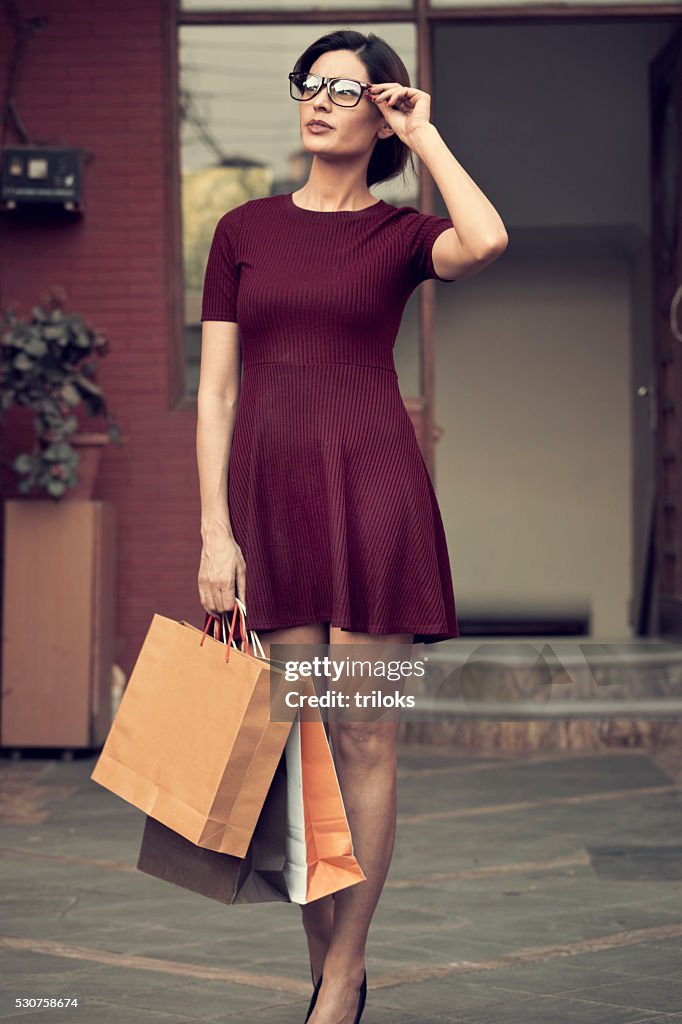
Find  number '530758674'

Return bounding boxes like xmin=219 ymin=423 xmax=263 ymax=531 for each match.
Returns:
xmin=15 ymin=997 xmax=79 ymax=1008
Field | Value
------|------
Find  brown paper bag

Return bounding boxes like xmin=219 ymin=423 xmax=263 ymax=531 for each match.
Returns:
xmin=136 ymin=744 xmax=291 ymax=904
xmin=90 ymin=612 xmax=298 ymax=858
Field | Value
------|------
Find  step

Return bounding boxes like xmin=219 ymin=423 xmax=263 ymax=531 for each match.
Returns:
xmin=399 ymin=636 xmax=682 ymax=753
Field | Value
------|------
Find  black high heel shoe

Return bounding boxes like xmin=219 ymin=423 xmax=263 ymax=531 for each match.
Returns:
xmin=304 ymin=970 xmax=367 ymax=1024
xmin=354 ymin=970 xmax=367 ymax=1023
xmin=304 ymin=972 xmax=323 ymax=1023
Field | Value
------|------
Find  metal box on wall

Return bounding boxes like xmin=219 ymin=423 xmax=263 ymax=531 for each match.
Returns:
xmin=1 ymin=145 xmax=87 ymax=214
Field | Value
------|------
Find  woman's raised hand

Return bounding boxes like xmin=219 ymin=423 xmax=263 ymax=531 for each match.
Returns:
xmin=367 ymin=82 xmax=433 ymax=145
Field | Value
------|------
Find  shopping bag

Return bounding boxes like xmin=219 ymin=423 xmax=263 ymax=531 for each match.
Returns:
xmin=90 ymin=601 xmax=301 ymax=858
xmin=284 ymin=679 xmax=367 ymax=904
xmin=202 ymin=611 xmax=365 ymax=903
xmin=136 ymin=739 xmax=291 ymax=905
xmin=136 ymin=717 xmax=366 ymax=906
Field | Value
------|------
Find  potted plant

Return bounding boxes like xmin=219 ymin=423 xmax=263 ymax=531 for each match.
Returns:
xmin=0 ymin=288 xmax=122 ymax=500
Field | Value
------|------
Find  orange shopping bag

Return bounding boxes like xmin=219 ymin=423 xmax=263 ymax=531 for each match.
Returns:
xmin=90 ymin=602 xmax=300 ymax=858
xmin=282 ymin=679 xmax=367 ymax=903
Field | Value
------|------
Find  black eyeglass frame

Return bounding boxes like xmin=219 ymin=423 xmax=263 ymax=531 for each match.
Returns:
xmin=288 ymin=71 xmax=372 ymax=108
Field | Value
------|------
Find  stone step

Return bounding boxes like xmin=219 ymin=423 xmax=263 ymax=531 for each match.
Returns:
xmin=399 ymin=636 xmax=682 ymax=753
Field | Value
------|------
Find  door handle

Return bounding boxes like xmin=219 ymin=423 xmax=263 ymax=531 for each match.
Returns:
xmin=670 ymin=283 xmax=682 ymax=342
xmin=636 ymin=384 xmax=657 ymax=431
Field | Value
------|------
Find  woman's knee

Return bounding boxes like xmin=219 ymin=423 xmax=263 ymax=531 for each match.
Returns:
xmin=329 ymin=719 xmax=399 ymax=767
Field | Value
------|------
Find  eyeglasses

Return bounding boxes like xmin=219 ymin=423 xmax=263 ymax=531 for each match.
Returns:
xmin=288 ymin=71 xmax=371 ymax=108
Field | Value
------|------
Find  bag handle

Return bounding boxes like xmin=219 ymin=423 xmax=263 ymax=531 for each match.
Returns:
xmin=228 ymin=598 xmax=266 ymax=660
xmin=206 ymin=612 xmax=241 ymax=649
xmin=200 ymin=599 xmax=266 ymax=663
xmin=201 ymin=603 xmax=246 ymax=662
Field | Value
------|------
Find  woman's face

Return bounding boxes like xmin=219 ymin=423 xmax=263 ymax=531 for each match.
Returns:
xmin=298 ymin=49 xmax=394 ymax=158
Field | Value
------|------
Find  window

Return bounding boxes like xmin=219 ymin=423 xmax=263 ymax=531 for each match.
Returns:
xmin=179 ymin=20 xmax=423 ymax=396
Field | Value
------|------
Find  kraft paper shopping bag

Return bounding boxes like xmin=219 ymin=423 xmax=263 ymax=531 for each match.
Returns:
xmin=90 ymin=606 xmax=301 ymax=858
xmin=136 ymin=742 xmax=291 ymax=904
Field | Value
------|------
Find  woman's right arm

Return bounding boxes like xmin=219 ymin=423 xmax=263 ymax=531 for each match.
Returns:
xmin=196 ymin=319 xmax=246 ymax=616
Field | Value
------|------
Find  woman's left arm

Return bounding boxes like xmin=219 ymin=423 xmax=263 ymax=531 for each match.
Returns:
xmin=368 ymin=84 xmax=509 ymax=281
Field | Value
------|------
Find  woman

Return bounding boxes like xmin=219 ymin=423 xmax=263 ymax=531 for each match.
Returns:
xmin=197 ymin=28 xmax=507 ymax=1024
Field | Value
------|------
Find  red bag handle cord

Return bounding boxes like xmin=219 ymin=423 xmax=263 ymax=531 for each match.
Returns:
xmin=201 ymin=604 xmax=249 ymax=662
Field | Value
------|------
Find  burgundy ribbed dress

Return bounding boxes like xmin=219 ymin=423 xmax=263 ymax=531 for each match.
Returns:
xmin=200 ymin=191 xmax=459 ymax=644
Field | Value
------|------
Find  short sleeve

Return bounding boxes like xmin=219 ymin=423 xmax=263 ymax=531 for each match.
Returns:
xmin=200 ymin=205 xmax=245 ymax=323
xmin=399 ymin=208 xmax=456 ymax=284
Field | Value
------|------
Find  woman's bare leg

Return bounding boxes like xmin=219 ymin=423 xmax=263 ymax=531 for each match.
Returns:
xmin=308 ymin=627 xmax=413 ymax=1024
xmin=257 ymin=621 xmax=333 ymax=985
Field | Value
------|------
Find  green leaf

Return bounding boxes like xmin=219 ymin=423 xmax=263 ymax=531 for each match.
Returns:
xmin=13 ymin=352 xmax=34 ymax=371
xmin=24 ymin=336 xmax=49 ymax=357
xmin=42 ymin=443 xmax=77 ymax=463
xmin=13 ymin=453 xmax=35 ymax=473
xmin=41 ymin=325 xmax=67 ymax=342
xmin=75 ymin=376 xmax=102 ymax=397
xmin=60 ymin=382 xmax=81 ymax=407
xmin=71 ymin=329 xmax=91 ymax=349
xmin=46 ymin=478 xmax=67 ymax=497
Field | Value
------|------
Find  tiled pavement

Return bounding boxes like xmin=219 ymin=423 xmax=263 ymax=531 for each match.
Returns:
xmin=1 ymin=744 xmax=682 ymax=1024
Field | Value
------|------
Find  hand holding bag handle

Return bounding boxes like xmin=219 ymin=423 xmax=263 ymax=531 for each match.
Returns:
xmin=201 ymin=598 xmax=263 ymax=661
xmin=204 ymin=603 xmax=247 ymax=650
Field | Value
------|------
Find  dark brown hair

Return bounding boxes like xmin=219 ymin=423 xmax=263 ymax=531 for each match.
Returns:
xmin=292 ymin=29 xmax=416 ymax=189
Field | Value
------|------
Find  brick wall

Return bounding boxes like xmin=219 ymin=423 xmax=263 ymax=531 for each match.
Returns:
xmin=0 ymin=0 xmax=200 ymax=680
